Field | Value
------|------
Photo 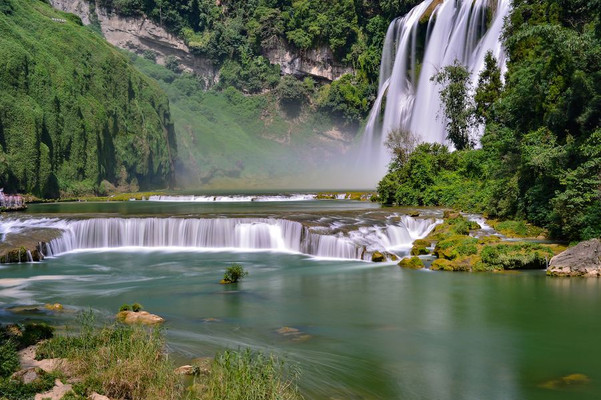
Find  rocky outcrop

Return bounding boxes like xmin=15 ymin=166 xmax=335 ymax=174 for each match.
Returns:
xmin=263 ymin=39 xmax=353 ymax=81
xmin=49 ymin=0 xmax=217 ymax=85
xmin=0 ymin=228 xmax=63 ymax=263
xmin=547 ymin=239 xmax=601 ymax=277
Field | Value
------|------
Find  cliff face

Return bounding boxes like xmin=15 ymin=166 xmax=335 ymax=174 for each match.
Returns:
xmin=49 ymin=0 xmax=353 ymax=84
xmin=0 ymin=0 xmax=176 ymax=197
xmin=50 ymin=0 xmax=218 ymax=86
xmin=263 ymin=39 xmax=353 ymax=82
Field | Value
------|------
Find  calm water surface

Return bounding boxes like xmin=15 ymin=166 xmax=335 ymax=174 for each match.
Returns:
xmin=1 ymin=201 xmax=599 ymax=399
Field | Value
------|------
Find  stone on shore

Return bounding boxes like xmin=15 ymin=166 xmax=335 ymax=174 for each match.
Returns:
xmin=547 ymin=239 xmax=601 ymax=277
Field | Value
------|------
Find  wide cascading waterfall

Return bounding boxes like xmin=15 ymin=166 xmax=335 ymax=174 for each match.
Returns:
xmin=360 ymin=0 xmax=511 ymax=181
xmin=0 ymin=215 xmax=440 ymax=261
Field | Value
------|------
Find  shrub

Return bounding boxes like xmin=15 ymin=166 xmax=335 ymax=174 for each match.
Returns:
xmin=0 ymin=340 xmax=19 ymax=378
xmin=18 ymin=323 xmax=54 ymax=349
xmin=223 ymin=264 xmax=248 ymax=284
xmin=131 ymin=303 xmax=143 ymax=312
xmin=119 ymin=304 xmax=132 ymax=312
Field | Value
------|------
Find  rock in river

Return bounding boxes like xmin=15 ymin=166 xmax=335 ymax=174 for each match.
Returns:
xmin=547 ymin=239 xmax=601 ymax=277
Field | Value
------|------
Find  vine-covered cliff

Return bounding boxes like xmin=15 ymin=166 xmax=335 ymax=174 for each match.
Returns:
xmin=0 ymin=0 xmax=176 ymax=197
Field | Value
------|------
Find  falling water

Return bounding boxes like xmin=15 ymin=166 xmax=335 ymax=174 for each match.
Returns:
xmin=360 ymin=0 xmax=511 ymax=181
xmin=0 ymin=216 xmax=440 ymax=262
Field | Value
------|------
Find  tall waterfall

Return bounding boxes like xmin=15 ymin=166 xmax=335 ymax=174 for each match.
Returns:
xmin=360 ymin=0 xmax=510 ymax=180
xmin=0 ymin=216 xmax=440 ymax=261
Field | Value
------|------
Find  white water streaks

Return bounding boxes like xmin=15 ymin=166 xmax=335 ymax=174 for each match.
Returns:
xmin=0 ymin=215 xmax=440 ymax=261
xmin=147 ymin=194 xmax=317 ymax=202
xmin=360 ymin=0 xmax=511 ymax=180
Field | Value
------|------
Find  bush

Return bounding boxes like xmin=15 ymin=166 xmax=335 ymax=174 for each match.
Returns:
xmin=119 ymin=304 xmax=132 ymax=312
xmin=18 ymin=323 xmax=54 ymax=349
xmin=131 ymin=303 xmax=143 ymax=312
xmin=0 ymin=340 xmax=19 ymax=378
xmin=223 ymin=264 xmax=248 ymax=284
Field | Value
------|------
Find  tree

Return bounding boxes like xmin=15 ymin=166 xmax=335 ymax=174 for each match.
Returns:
xmin=474 ymin=51 xmax=503 ymax=124
xmin=431 ymin=60 xmax=475 ymax=150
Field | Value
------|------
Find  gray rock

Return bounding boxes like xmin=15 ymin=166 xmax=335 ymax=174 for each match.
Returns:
xmin=548 ymin=239 xmax=601 ymax=277
xmin=12 ymin=367 xmax=41 ymax=384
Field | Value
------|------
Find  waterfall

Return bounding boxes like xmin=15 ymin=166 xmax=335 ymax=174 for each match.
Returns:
xmin=0 ymin=215 xmax=439 ymax=261
xmin=360 ymin=0 xmax=511 ymax=181
xmin=0 ymin=216 xmax=438 ymax=261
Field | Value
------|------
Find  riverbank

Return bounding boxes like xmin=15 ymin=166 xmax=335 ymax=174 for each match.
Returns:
xmin=0 ymin=314 xmax=301 ymax=400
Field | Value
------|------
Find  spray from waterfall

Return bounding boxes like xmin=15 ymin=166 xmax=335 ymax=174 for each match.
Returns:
xmin=359 ymin=0 xmax=510 ymax=183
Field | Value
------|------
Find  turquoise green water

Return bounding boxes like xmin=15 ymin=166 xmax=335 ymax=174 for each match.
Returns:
xmin=1 ymin=201 xmax=600 ymax=399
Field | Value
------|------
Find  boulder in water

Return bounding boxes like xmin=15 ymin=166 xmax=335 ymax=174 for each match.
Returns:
xmin=398 ymin=257 xmax=424 ymax=269
xmin=44 ymin=303 xmax=64 ymax=312
xmin=547 ymin=239 xmax=601 ymax=277
xmin=371 ymin=251 xmax=385 ymax=262
xmin=117 ymin=310 xmax=164 ymax=325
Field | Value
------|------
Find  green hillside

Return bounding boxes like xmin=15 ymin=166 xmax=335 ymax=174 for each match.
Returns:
xmin=0 ymin=0 xmax=176 ymax=197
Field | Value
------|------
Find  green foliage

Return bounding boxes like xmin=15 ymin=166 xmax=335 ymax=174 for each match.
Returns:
xmin=119 ymin=304 xmax=132 ymax=312
xmin=19 ymin=323 xmax=54 ymax=349
xmin=131 ymin=302 xmax=143 ymax=312
xmin=379 ymin=0 xmax=601 ymax=242
xmin=474 ymin=51 xmax=503 ymax=124
xmin=190 ymin=348 xmax=303 ymax=400
xmin=0 ymin=0 xmax=176 ymax=197
xmin=0 ymin=340 xmax=19 ymax=378
xmin=480 ymin=243 xmax=553 ymax=270
xmin=432 ymin=60 xmax=475 ymax=150
xmin=0 ymin=372 xmax=58 ymax=400
xmin=318 ymin=74 xmax=372 ymax=124
xmin=276 ymin=75 xmax=309 ymax=112
xmin=223 ymin=263 xmax=248 ymax=284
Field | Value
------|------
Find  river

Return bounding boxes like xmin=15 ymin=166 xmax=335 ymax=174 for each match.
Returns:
xmin=0 ymin=198 xmax=599 ymax=399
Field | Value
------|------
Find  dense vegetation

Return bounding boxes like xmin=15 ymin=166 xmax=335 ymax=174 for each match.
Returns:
xmin=378 ymin=0 xmax=601 ymax=242
xmin=92 ymin=0 xmax=421 ymax=123
xmin=0 ymin=0 xmax=176 ymax=197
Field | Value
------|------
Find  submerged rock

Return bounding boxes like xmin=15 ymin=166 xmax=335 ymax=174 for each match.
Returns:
xmin=548 ymin=239 xmax=601 ymax=277
xmin=44 ymin=303 xmax=64 ymax=311
xmin=116 ymin=310 xmax=165 ymax=325
xmin=539 ymin=373 xmax=590 ymax=389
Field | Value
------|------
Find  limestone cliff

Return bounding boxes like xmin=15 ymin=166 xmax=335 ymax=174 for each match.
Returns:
xmin=49 ymin=0 xmax=353 ymax=84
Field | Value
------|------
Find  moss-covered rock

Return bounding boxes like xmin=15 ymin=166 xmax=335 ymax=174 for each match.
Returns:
xmin=430 ymin=257 xmax=474 ymax=271
xmin=371 ymin=251 xmax=385 ymax=262
xmin=434 ymin=235 xmax=478 ymax=260
xmin=411 ymin=239 xmax=431 ymax=255
xmin=398 ymin=256 xmax=425 ymax=269
xmin=480 ymin=242 xmax=554 ymax=270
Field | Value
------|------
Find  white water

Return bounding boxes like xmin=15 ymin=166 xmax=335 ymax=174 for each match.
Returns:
xmin=0 ymin=216 xmax=440 ymax=261
xmin=147 ymin=194 xmax=317 ymax=202
xmin=360 ymin=0 xmax=511 ymax=180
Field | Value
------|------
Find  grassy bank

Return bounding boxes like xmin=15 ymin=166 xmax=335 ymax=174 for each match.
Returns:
xmin=1 ymin=313 xmax=303 ymax=400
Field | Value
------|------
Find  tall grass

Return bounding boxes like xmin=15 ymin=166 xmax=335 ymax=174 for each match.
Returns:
xmin=36 ymin=312 xmax=304 ymax=400
xmin=189 ymin=349 xmax=303 ymax=400
xmin=37 ymin=312 xmax=181 ymax=400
